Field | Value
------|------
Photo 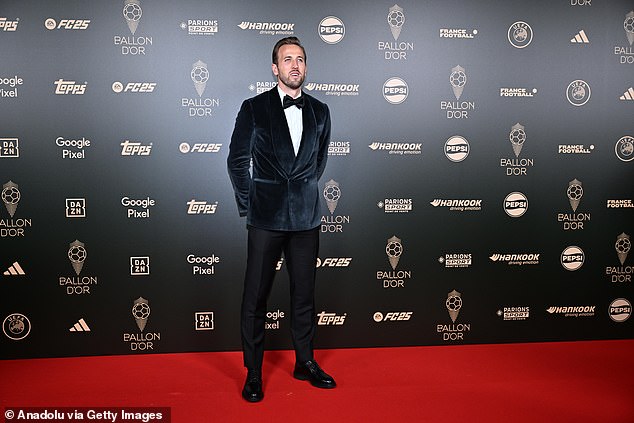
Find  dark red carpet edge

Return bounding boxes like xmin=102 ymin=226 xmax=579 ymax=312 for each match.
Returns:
xmin=1 ymin=340 xmax=633 ymax=423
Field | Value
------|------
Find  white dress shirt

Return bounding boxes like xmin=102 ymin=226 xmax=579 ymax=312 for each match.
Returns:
xmin=277 ymin=86 xmax=303 ymax=156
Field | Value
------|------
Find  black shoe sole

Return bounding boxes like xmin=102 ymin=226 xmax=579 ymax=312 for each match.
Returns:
xmin=293 ymin=371 xmax=336 ymax=389
xmin=242 ymin=390 xmax=264 ymax=402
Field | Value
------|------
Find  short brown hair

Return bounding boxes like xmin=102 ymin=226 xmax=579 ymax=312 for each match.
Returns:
xmin=272 ymin=36 xmax=307 ymax=65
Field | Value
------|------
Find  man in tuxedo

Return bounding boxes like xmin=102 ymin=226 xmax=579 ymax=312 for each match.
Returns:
xmin=227 ymin=37 xmax=336 ymax=403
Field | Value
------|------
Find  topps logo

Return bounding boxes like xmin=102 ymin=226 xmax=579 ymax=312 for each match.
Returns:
xmin=54 ymin=79 xmax=86 ymax=95
xmin=121 ymin=140 xmax=152 ymax=156
xmin=187 ymin=200 xmax=218 ymax=214
xmin=0 ymin=18 xmax=19 ymax=31
xmin=373 ymin=312 xmax=412 ymax=322
xmin=317 ymin=311 xmax=346 ymax=326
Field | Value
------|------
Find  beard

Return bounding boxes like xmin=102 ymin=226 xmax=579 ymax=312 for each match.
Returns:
xmin=278 ymin=72 xmax=305 ymax=90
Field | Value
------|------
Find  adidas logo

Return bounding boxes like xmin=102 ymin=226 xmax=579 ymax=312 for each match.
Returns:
xmin=3 ymin=261 xmax=25 ymax=276
xmin=69 ymin=318 xmax=91 ymax=332
xmin=570 ymin=30 xmax=589 ymax=44
xmin=619 ymin=87 xmax=634 ymax=101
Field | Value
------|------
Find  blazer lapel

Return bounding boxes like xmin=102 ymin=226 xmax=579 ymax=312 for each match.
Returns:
xmin=267 ymin=88 xmax=295 ymax=176
xmin=291 ymin=94 xmax=316 ymax=174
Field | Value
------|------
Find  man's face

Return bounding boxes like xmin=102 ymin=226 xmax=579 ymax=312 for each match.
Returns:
xmin=272 ymin=44 xmax=306 ymax=91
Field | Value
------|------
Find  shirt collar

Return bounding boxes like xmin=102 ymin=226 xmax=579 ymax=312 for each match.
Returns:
xmin=277 ymin=85 xmax=302 ymax=104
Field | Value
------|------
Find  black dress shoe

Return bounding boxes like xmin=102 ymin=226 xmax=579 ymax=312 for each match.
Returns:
xmin=242 ymin=369 xmax=263 ymax=402
xmin=293 ymin=360 xmax=336 ymax=389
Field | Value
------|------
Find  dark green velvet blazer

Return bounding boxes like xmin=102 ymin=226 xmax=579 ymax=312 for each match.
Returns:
xmin=227 ymin=87 xmax=330 ymax=231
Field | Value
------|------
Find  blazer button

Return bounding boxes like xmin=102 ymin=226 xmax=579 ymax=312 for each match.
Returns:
xmin=303 ymin=178 xmax=308 ymax=182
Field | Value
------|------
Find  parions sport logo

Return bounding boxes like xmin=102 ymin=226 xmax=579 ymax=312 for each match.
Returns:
xmin=249 ymin=81 xmax=276 ymax=94
xmin=497 ymin=307 xmax=529 ymax=321
xmin=377 ymin=198 xmax=413 ymax=213
xmin=328 ymin=141 xmax=351 ymax=156
xmin=180 ymin=19 xmax=218 ymax=36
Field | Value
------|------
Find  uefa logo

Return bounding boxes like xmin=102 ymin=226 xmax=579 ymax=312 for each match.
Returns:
xmin=3 ymin=313 xmax=31 ymax=341
xmin=508 ymin=21 xmax=533 ymax=48
xmin=561 ymin=246 xmax=585 ymax=271
xmin=383 ymin=77 xmax=408 ymax=104
xmin=503 ymin=192 xmax=528 ymax=217
xmin=566 ymin=80 xmax=591 ymax=106
xmin=615 ymin=136 xmax=633 ymax=162
xmin=444 ymin=136 xmax=469 ymax=162
xmin=318 ymin=16 xmax=344 ymax=44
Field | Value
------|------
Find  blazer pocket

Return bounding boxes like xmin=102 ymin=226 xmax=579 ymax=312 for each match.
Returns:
xmin=253 ymin=177 xmax=281 ymax=185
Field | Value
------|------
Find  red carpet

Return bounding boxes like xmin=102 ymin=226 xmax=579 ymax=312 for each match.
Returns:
xmin=1 ymin=340 xmax=633 ymax=423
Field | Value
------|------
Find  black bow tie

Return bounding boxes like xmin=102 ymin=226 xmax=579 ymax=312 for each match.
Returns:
xmin=283 ymin=95 xmax=304 ymax=109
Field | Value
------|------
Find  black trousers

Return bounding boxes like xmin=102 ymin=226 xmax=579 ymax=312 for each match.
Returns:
xmin=241 ymin=225 xmax=319 ymax=370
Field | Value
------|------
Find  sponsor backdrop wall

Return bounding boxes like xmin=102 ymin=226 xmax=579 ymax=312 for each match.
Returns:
xmin=1 ymin=0 xmax=633 ymax=359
